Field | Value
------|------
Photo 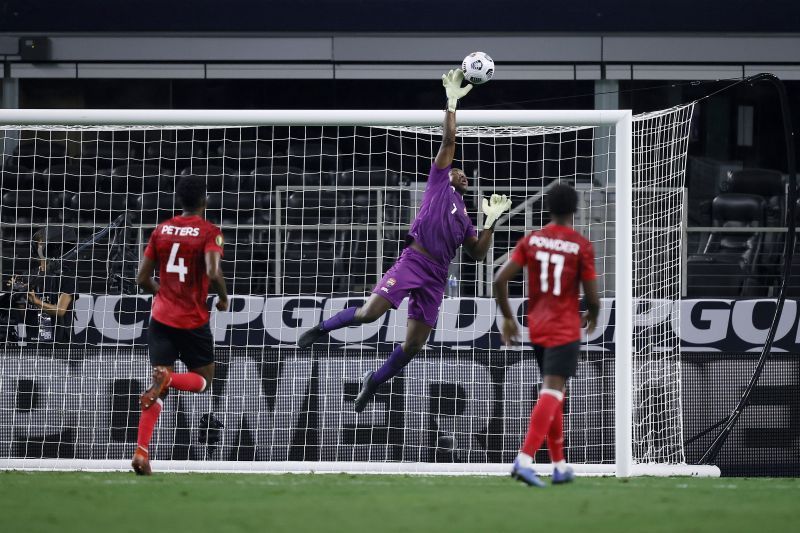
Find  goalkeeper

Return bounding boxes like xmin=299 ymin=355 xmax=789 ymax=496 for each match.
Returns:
xmin=298 ymin=69 xmax=512 ymax=412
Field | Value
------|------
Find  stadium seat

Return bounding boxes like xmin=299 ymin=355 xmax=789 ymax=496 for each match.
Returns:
xmin=337 ymin=167 xmax=401 ymax=188
xmin=287 ymin=140 xmax=341 ymax=173
xmin=686 ymin=255 xmax=750 ymax=298
xmin=10 ymin=138 xmax=67 ymax=172
xmin=286 ymin=190 xmax=337 ymax=225
xmin=1 ymin=190 xmax=62 ymax=223
xmin=145 ymin=139 xmax=207 ymax=162
xmin=79 ymin=132 xmax=142 ymax=169
xmin=205 ymin=191 xmax=256 ymax=225
xmin=136 ymin=192 xmax=178 ymax=225
xmin=687 ymin=193 xmax=766 ymax=297
xmin=44 ymin=163 xmax=95 ymax=192
xmin=178 ymin=165 xmax=226 ymax=193
xmin=111 ymin=163 xmax=174 ymax=195
xmin=781 ymin=200 xmax=800 ymax=297
xmin=725 ymin=168 xmax=786 ymax=293
xmin=0 ymin=168 xmax=34 ymax=192
xmin=217 ymin=140 xmax=273 ymax=175
xmin=282 ymin=230 xmax=337 ymax=294
xmin=64 ymin=191 xmax=128 ymax=223
xmin=251 ymin=165 xmax=313 ymax=192
xmin=223 ymin=172 xmax=254 ymax=192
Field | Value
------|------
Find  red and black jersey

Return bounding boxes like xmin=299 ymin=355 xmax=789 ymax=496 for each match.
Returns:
xmin=511 ymin=223 xmax=596 ymax=347
xmin=143 ymin=215 xmax=224 ymax=329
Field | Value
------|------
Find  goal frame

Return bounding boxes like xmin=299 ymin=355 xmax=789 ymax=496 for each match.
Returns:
xmin=0 ymin=108 xmax=719 ymax=478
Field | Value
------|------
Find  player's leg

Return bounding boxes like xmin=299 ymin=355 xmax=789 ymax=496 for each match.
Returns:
xmin=134 ymin=320 xmax=178 ymax=475
xmin=297 ymin=255 xmax=414 ymax=348
xmin=297 ymin=292 xmax=394 ymax=348
xmin=548 ymin=386 xmax=574 ymax=484
xmin=543 ymin=340 xmax=579 ymax=483
xmin=354 ymin=273 xmax=441 ymax=413
xmin=512 ymin=341 xmax=579 ymax=486
xmin=171 ymin=362 xmax=212 ymax=392
xmin=171 ymin=323 xmax=215 ymax=394
xmin=174 ymin=324 xmax=225 ymax=443
xmin=511 ymin=346 xmax=558 ymax=488
xmin=354 ymin=318 xmax=432 ymax=413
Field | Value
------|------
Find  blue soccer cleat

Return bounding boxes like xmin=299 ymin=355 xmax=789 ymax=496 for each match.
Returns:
xmin=510 ymin=459 xmax=546 ymax=488
xmin=551 ymin=465 xmax=575 ymax=485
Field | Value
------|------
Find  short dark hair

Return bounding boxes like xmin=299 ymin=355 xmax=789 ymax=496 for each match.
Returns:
xmin=32 ymin=225 xmax=76 ymax=259
xmin=547 ymin=183 xmax=578 ymax=216
xmin=175 ymin=175 xmax=207 ymax=210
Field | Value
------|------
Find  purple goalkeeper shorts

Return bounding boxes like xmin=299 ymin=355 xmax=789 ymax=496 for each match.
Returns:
xmin=372 ymin=247 xmax=449 ymax=327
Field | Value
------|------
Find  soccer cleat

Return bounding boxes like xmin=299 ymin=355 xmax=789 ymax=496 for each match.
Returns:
xmin=297 ymin=323 xmax=328 ymax=349
xmin=551 ymin=465 xmax=575 ymax=485
xmin=131 ymin=446 xmax=152 ymax=476
xmin=140 ymin=366 xmax=172 ymax=410
xmin=510 ymin=459 xmax=546 ymax=488
xmin=354 ymin=371 xmax=377 ymax=413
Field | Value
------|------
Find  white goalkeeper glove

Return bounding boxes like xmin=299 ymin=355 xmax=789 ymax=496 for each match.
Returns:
xmin=442 ymin=69 xmax=473 ymax=113
xmin=482 ymin=194 xmax=512 ymax=229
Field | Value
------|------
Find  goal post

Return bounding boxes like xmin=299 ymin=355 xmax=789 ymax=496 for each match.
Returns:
xmin=0 ymin=107 xmax=719 ymax=477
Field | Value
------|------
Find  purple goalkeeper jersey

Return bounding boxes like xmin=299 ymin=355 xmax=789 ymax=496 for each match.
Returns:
xmin=406 ymin=164 xmax=477 ymax=268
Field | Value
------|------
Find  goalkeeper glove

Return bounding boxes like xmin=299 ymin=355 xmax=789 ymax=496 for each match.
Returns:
xmin=442 ymin=69 xmax=473 ymax=113
xmin=482 ymin=194 xmax=512 ymax=229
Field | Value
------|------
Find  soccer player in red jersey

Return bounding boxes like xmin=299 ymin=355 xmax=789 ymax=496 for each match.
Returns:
xmin=493 ymin=183 xmax=600 ymax=487
xmin=131 ymin=175 xmax=229 ymax=475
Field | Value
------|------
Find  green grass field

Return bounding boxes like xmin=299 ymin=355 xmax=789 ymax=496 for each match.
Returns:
xmin=1 ymin=472 xmax=797 ymax=533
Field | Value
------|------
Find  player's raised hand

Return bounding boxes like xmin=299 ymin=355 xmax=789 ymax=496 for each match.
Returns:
xmin=216 ymin=297 xmax=229 ymax=312
xmin=482 ymin=193 xmax=512 ymax=229
xmin=442 ymin=69 xmax=473 ymax=112
xmin=501 ymin=316 xmax=521 ymax=346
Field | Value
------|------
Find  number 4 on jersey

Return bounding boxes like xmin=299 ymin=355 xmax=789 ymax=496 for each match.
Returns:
xmin=535 ymin=250 xmax=564 ymax=295
xmin=167 ymin=242 xmax=188 ymax=282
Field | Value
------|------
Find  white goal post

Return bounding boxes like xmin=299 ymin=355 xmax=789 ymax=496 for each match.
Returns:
xmin=0 ymin=108 xmax=719 ymax=477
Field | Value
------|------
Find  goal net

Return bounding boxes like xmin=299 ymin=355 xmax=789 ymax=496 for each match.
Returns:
xmin=0 ymin=107 xmax=717 ymax=476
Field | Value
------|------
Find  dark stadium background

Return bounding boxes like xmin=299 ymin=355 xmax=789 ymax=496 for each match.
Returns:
xmin=1 ymin=0 xmax=799 ymax=477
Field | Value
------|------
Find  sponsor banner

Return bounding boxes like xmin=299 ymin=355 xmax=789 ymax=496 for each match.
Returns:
xmin=1 ymin=348 xmax=797 ymax=476
xmin=11 ymin=295 xmax=799 ymax=353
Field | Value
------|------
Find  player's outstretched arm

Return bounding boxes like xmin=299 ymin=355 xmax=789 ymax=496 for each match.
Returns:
xmin=581 ymin=278 xmax=600 ymax=333
xmin=434 ymin=106 xmax=457 ymax=170
xmin=493 ymin=259 xmax=523 ymax=345
xmin=463 ymin=194 xmax=512 ymax=261
xmin=136 ymin=256 xmax=160 ymax=295
xmin=434 ymin=69 xmax=472 ymax=169
xmin=205 ymin=250 xmax=229 ymax=312
xmin=463 ymin=231 xmax=492 ymax=261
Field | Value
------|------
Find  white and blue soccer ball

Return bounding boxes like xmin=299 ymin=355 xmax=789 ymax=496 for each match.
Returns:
xmin=461 ymin=51 xmax=495 ymax=85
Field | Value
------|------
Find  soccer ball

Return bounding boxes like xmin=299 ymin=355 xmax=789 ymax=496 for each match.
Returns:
xmin=461 ymin=51 xmax=495 ymax=85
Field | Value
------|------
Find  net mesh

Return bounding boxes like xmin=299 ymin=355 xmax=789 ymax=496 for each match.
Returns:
xmin=0 ymin=105 xmax=693 ymax=471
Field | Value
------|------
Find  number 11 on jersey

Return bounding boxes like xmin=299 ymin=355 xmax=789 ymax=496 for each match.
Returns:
xmin=167 ymin=243 xmax=188 ymax=282
xmin=535 ymin=250 xmax=564 ymax=295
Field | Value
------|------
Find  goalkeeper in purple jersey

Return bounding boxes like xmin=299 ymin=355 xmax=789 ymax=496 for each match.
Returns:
xmin=298 ymin=69 xmax=512 ymax=412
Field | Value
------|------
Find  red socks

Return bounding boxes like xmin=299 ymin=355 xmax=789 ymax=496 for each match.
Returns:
xmin=520 ymin=389 xmax=564 ymax=458
xmin=547 ymin=398 xmax=565 ymax=463
xmin=170 ymin=373 xmax=207 ymax=392
xmin=136 ymin=398 xmax=163 ymax=452
xmin=135 ymin=373 xmax=206 ymax=455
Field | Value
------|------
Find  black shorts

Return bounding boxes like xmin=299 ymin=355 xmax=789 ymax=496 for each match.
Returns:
xmin=534 ymin=340 xmax=581 ymax=378
xmin=147 ymin=318 xmax=214 ymax=370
